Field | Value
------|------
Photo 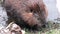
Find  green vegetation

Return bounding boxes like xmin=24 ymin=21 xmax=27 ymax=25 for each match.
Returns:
xmin=25 ymin=21 xmax=60 ymax=34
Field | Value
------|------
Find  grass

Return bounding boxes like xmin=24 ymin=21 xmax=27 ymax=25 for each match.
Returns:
xmin=25 ymin=29 xmax=60 ymax=34
xmin=25 ymin=21 xmax=60 ymax=34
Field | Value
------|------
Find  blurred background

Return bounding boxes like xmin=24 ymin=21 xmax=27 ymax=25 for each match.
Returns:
xmin=44 ymin=0 xmax=59 ymax=23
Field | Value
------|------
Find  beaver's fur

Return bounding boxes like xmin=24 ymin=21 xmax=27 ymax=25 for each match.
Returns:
xmin=3 ymin=0 xmax=48 ymax=31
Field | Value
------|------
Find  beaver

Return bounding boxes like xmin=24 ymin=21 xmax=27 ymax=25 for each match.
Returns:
xmin=2 ymin=0 xmax=48 ymax=31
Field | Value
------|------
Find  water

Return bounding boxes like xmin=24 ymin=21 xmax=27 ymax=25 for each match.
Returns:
xmin=43 ymin=0 xmax=59 ymax=21
xmin=0 ymin=5 xmax=8 ymax=29
xmin=56 ymin=0 xmax=60 ymax=17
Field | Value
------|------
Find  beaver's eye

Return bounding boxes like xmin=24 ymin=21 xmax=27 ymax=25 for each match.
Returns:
xmin=30 ymin=8 xmax=33 ymax=12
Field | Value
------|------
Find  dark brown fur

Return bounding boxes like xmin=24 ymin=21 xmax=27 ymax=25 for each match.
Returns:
xmin=3 ymin=0 xmax=48 ymax=31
